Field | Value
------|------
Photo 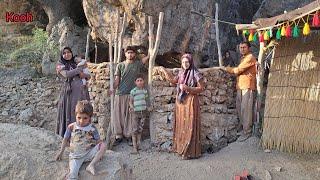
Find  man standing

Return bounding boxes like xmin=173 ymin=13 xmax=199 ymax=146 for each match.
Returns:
xmin=111 ymin=46 xmax=149 ymax=144
xmin=222 ymin=42 xmax=257 ymax=142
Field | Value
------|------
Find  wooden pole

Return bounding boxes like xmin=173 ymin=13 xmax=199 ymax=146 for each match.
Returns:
xmin=215 ymin=3 xmax=223 ymax=66
xmin=94 ymin=39 xmax=97 ymax=64
xmin=148 ymin=12 xmax=164 ymax=90
xmin=148 ymin=12 xmax=164 ymax=144
xmin=147 ymin=16 xmax=154 ymax=87
xmin=254 ymin=41 xmax=265 ymax=136
xmin=85 ymin=28 xmax=90 ymax=61
xmin=106 ymin=35 xmax=115 ymax=149
xmin=114 ymin=9 xmax=120 ymax=64
xmin=117 ymin=13 xmax=127 ymax=63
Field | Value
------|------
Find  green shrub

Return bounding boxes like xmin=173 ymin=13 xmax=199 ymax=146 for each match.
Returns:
xmin=9 ymin=28 xmax=50 ymax=64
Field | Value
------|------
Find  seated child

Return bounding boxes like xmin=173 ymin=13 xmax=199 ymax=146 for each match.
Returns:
xmin=55 ymin=100 xmax=106 ymax=179
xmin=75 ymin=56 xmax=91 ymax=86
xmin=129 ymin=74 xmax=151 ymax=154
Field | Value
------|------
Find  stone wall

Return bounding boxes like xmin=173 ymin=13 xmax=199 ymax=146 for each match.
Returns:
xmin=87 ymin=63 xmax=239 ymax=152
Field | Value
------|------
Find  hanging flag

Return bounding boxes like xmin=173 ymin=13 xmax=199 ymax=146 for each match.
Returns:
xmin=312 ymin=12 xmax=320 ymax=27
xmin=286 ymin=25 xmax=292 ymax=37
xmin=281 ymin=26 xmax=286 ymax=36
xmin=259 ymin=32 xmax=264 ymax=42
xmin=248 ymin=32 xmax=254 ymax=41
xmin=269 ymin=28 xmax=273 ymax=38
xmin=303 ymin=22 xmax=311 ymax=35
xmin=253 ymin=32 xmax=258 ymax=42
xmin=264 ymin=31 xmax=270 ymax=41
xmin=293 ymin=25 xmax=300 ymax=38
xmin=242 ymin=30 xmax=249 ymax=36
xmin=276 ymin=28 xmax=281 ymax=40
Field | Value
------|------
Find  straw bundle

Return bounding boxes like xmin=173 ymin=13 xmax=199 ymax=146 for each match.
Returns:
xmin=262 ymin=33 xmax=320 ymax=153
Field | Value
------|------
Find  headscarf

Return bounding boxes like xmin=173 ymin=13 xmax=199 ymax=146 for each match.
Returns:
xmin=59 ymin=47 xmax=77 ymax=70
xmin=177 ymin=53 xmax=203 ymax=103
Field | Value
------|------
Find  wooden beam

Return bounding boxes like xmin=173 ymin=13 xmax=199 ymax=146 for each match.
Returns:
xmin=85 ymin=28 xmax=90 ymax=62
xmin=254 ymin=41 xmax=265 ymax=136
xmin=114 ymin=9 xmax=120 ymax=64
xmin=106 ymin=34 xmax=115 ymax=149
xmin=215 ymin=3 xmax=223 ymax=67
xmin=117 ymin=13 xmax=127 ymax=63
xmin=148 ymin=12 xmax=164 ymax=144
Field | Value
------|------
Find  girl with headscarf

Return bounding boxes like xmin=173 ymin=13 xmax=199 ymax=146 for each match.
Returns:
xmin=160 ymin=53 xmax=205 ymax=159
xmin=56 ymin=47 xmax=90 ymax=137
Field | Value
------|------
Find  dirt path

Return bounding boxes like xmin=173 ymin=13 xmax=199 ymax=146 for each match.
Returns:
xmin=1 ymin=122 xmax=319 ymax=180
xmin=114 ymin=138 xmax=320 ymax=180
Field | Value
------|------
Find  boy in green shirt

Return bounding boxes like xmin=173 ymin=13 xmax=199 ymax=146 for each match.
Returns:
xmin=129 ymin=74 xmax=151 ymax=154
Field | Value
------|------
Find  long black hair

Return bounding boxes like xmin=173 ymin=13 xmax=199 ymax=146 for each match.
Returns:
xmin=59 ymin=47 xmax=77 ymax=70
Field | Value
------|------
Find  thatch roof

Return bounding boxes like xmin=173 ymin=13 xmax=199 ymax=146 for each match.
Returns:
xmin=236 ymin=0 xmax=320 ymax=31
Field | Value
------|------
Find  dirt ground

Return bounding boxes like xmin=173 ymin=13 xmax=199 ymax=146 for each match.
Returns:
xmin=114 ymin=137 xmax=320 ymax=180
xmin=1 ymin=122 xmax=320 ymax=180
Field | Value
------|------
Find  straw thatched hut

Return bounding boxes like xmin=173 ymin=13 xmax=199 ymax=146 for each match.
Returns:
xmin=236 ymin=0 xmax=320 ymax=153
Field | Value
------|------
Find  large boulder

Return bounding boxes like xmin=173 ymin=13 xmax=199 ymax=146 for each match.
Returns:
xmin=0 ymin=123 xmax=132 ymax=180
xmin=83 ymin=0 xmax=262 ymax=66
xmin=254 ymin=0 xmax=315 ymax=19
xmin=41 ymin=17 xmax=89 ymax=75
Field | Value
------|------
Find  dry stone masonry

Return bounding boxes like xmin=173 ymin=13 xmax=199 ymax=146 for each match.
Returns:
xmin=88 ymin=63 xmax=239 ymax=153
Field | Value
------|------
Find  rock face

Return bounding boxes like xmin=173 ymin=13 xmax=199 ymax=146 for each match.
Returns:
xmin=0 ymin=123 xmax=132 ymax=180
xmin=87 ymin=63 xmax=239 ymax=152
xmin=83 ymin=0 xmax=262 ymax=66
xmin=253 ymin=0 xmax=315 ymax=19
xmin=41 ymin=17 xmax=89 ymax=75
xmin=0 ymin=123 xmax=66 ymax=180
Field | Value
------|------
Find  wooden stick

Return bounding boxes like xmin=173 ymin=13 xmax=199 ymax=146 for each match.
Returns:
xmin=254 ymin=41 xmax=265 ymax=136
xmin=215 ymin=3 xmax=223 ymax=67
xmin=147 ymin=12 xmax=164 ymax=144
xmin=117 ymin=13 xmax=127 ymax=63
xmin=94 ymin=39 xmax=97 ymax=64
xmin=148 ymin=12 xmax=164 ymax=88
xmin=85 ymin=28 xmax=90 ymax=61
xmin=106 ymin=34 xmax=115 ymax=149
xmin=114 ymin=9 xmax=120 ymax=64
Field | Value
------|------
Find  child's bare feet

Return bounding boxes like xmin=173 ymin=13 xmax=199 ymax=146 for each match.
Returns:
xmin=130 ymin=149 xmax=139 ymax=155
xmin=86 ymin=164 xmax=96 ymax=175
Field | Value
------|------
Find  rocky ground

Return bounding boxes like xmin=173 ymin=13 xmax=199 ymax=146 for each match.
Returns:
xmin=112 ymin=137 xmax=320 ymax=180
xmin=1 ymin=122 xmax=319 ymax=180
xmin=0 ymin=66 xmax=59 ymax=131
xmin=1 ymin=66 xmax=320 ymax=180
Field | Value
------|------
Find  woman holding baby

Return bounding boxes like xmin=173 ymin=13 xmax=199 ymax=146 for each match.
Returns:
xmin=159 ymin=53 xmax=205 ymax=160
xmin=55 ymin=47 xmax=91 ymax=137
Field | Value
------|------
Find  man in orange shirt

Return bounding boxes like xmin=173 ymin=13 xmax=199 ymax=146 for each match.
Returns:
xmin=222 ymin=41 xmax=257 ymax=142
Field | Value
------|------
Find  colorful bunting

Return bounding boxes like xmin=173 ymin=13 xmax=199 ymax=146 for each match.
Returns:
xmin=259 ymin=32 xmax=264 ymax=42
xmin=253 ymin=32 xmax=258 ymax=42
xmin=285 ymin=25 xmax=292 ymax=37
xmin=312 ymin=12 xmax=320 ymax=27
xmin=303 ymin=22 xmax=311 ymax=35
xmin=281 ymin=26 xmax=286 ymax=36
xmin=264 ymin=31 xmax=270 ymax=41
xmin=276 ymin=28 xmax=281 ymax=40
xmin=293 ymin=25 xmax=299 ymax=38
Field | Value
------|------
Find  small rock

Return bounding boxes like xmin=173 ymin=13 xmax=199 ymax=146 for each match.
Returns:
xmin=316 ymin=167 xmax=320 ymax=172
xmin=18 ymin=108 xmax=34 ymax=122
xmin=275 ymin=166 xmax=282 ymax=172
xmin=265 ymin=170 xmax=272 ymax=180
xmin=264 ymin=149 xmax=271 ymax=153
xmin=1 ymin=111 xmax=9 ymax=116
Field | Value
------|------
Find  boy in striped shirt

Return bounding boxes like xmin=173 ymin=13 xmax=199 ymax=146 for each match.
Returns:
xmin=129 ymin=74 xmax=151 ymax=154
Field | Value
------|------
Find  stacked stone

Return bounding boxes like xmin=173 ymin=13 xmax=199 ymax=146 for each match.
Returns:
xmin=87 ymin=62 xmax=111 ymax=139
xmin=150 ymin=67 xmax=239 ymax=152
xmin=86 ymin=64 xmax=239 ymax=152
